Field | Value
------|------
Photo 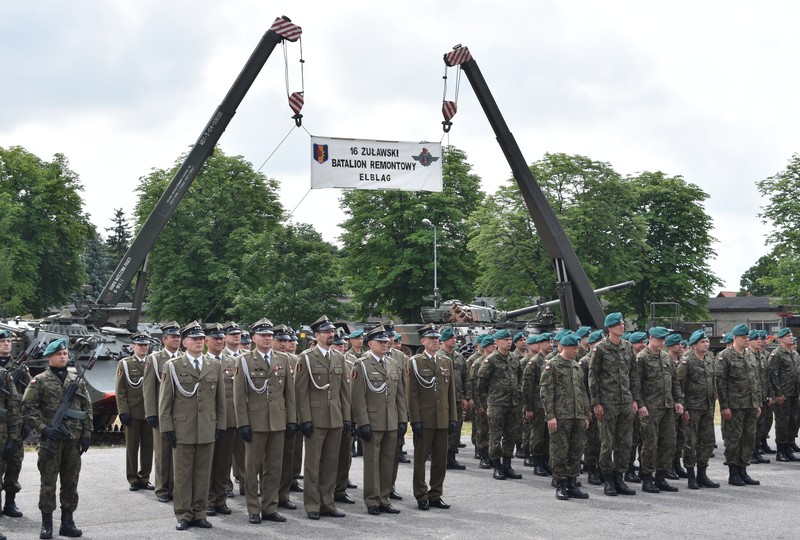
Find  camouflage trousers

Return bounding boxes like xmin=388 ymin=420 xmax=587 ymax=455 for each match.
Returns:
xmin=773 ymin=397 xmax=800 ymax=444
xmin=721 ymin=408 xmax=758 ymax=468
xmin=528 ymin=410 xmax=549 ymax=459
xmin=627 ymin=415 xmax=641 ymax=466
xmin=683 ymin=406 xmax=715 ymax=467
xmin=487 ymin=405 xmax=520 ymax=459
xmin=639 ymin=407 xmax=676 ymax=476
xmin=674 ymin=412 xmax=684 ymax=460
xmin=598 ymin=404 xmax=633 ymax=475
xmin=0 ymin=429 xmax=23 ymax=494
xmin=448 ymin=406 xmax=464 ymax=452
xmin=583 ymin=417 xmax=600 ymax=468
xmin=756 ymin=401 xmax=773 ymax=440
xmin=474 ymin=409 xmax=489 ymax=449
xmin=521 ymin=417 xmax=533 ymax=455
xmin=37 ymin=438 xmax=82 ymax=513
xmin=549 ymin=418 xmax=586 ymax=480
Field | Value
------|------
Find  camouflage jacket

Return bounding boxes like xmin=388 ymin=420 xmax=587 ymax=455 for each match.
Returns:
xmin=0 ymin=367 xmax=21 ymax=443
xmin=676 ymin=351 xmax=716 ymax=410
xmin=715 ymin=347 xmax=761 ymax=410
xmin=22 ymin=368 xmax=93 ymax=441
xmin=588 ymin=338 xmax=640 ymax=407
xmin=477 ymin=350 xmax=521 ymax=409
xmin=437 ymin=348 xmax=470 ymax=402
xmin=767 ymin=346 xmax=800 ymax=398
xmin=750 ymin=348 xmax=770 ymax=400
xmin=540 ymin=355 xmax=590 ymax=422
xmin=521 ymin=352 xmax=546 ymax=411
xmin=637 ymin=348 xmax=683 ymax=410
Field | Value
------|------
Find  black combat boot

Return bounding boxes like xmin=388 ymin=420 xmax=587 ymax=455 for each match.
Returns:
xmin=696 ymin=464 xmax=719 ymax=488
xmin=738 ymin=466 xmax=760 ymax=486
xmin=602 ymin=472 xmax=617 ymax=496
xmin=654 ymin=470 xmax=679 ymax=492
xmin=751 ymin=449 xmax=770 ymax=464
xmin=474 ymin=447 xmax=480 ymax=460
xmin=728 ymin=464 xmax=745 ymax=486
xmin=623 ymin=463 xmax=641 ymax=483
xmin=492 ymin=458 xmax=506 ymax=480
xmin=567 ymin=477 xmax=589 ymax=499
xmin=776 ymin=443 xmax=789 ymax=462
xmin=503 ymin=457 xmax=522 ymax=479
xmin=3 ymin=491 xmax=23 ymax=517
xmin=587 ymin=463 xmax=602 ymax=485
xmin=672 ymin=458 xmax=688 ymax=479
xmin=782 ymin=443 xmax=799 ymax=462
xmin=59 ymin=511 xmax=83 ymax=537
xmin=479 ymin=448 xmax=492 ymax=469
xmin=760 ymin=436 xmax=776 ymax=454
xmin=613 ymin=470 xmax=636 ymax=495
xmin=533 ymin=456 xmax=549 ymax=477
xmin=447 ymin=450 xmax=466 ymax=470
xmin=686 ymin=467 xmax=700 ymax=490
xmin=555 ymin=478 xmax=569 ymax=500
xmin=524 ymin=454 xmax=536 ymax=467
xmin=40 ymin=512 xmax=53 ymax=540
xmin=641 ymin=472 xmax=660 ymax=493
xmin=515 ymin=444 xmax=525 ymax=459
xmin=543 ymin=458 xmax=553 ymax=475
xmin=791 ymin=440 xmax=800 ymax=453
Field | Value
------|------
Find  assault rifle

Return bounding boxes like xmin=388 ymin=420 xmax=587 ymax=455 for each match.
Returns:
xmin=40 ymin=352 xmax=97 ymax=455
xmin=0 ymin=338 xmax=44 ymax=399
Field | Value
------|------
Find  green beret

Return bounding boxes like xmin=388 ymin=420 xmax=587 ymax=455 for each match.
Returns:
xmin=43 ymin=338 xmax=68 ymax=357
xmin=493 ymin=329 xmax=512 ymax=340
xmin=587 ymin=330 xmax=604 ymax=345
xmin=0 ymin=330 xmax=11 ymax=339
xmin=622 ymin=332 xmax=631 ymax=341
xmin=553 ymin=329 xmax=570 ymax=342
xmin=575 ymin=326 xmax=592 ymax=338
xmin=525 ymin=335 xmax=538 ymax=345
xmin=758 ymin=330 xmax=768 ymax=339
xmin=777 ymin=328 xmax=792 ymax=339
xmin=722 ymin=333 xmax=734 ymax=344
xmin=730 ymin=324 xmax=749 ymax=337
xmin=560 ymin=334 xmax=580 ymax=347
xmin=681 ymin=340 xmax=688 ymax=347
xmin=348 ymin=329 xmax=364 ymax=339
xmin=394 ymin=334 xmax=402 ymax=343
xmin=688 ymin=330 xmax=707 ymax=346
xmin=604 ymin=312 xmax=623 ymax=327
xmin=665 ymin=334 xmax=682 ymax=347
xmin=439 ymin=327 xmax=455 ymax=341
xmin=628 ymin=331 xmax=647 ymax=344
xmin=539 ymin=333 xmax=553 ymax=341
xmin=748 ymin=330 xmax=760 ymax=340
xmin=480 ymin=335 xmax=496 ymax=347
xmin=513 ymin=331 xmax=527 ymax=342
xmin=648 ymin=326 xmax=669 ymax=339
xmin=476 ymin=334 xmax=488 ymax=343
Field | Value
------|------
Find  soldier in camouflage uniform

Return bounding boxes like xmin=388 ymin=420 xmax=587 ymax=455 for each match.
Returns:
xmin=511 ymin=332 xmax=528 ymax=458
xmin=466 ymin=336 xmax=485 ymax=457
xmin=746 ymin=330 xmax=771 ymax=464
xmin=677 ymin=330 xmax=720 ymax=489
xmin=477 ymin=329 xmax=523 ymax=480
xmin=522 ymin=333 xmax=552 ymax=476
xmin=664 ymin=334 xmax=689 ymax=479
xmin=521 ymin=334 xmax=540 ymax=467
xmin=470 ymin=335 xmax=495 ymax=469
xmin=540 ymin=333 xmax=590 ymax=500
xmin=588 ymin=312 xmax=640 ymax=497
xmin=715 ymin=324 xmax=762 ymax=486
xmin=623 ymin=331 xmax=647 ymax=484
xmin=637 ymin=329 xmax=685 ymax=494
xmin=0 ymin=329 xmax=28 ymax=518
xmin=579 ymin=330 xmax=606 ymax=485
xmin=438 ymin=327 xmax=468 ymax=470
xmin=768 ymin=328 xmax=800 ymax=462
xmin=22 ymin=338 xmax=92 ymax=539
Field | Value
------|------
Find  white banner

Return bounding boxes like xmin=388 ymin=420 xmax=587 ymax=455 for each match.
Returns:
xmin=309 ymin=136 xmax=442 ymax=192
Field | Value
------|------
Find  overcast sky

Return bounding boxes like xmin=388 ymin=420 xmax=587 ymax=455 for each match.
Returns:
xmin=2 ymin=1 xmax=798 ymax=296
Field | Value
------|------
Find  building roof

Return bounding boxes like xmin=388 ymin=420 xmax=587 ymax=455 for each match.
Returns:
xmin=707 ymin=296 xmax=779 ymax=312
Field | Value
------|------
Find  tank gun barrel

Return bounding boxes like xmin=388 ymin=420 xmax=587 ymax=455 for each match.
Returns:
xmin=503 ymin=280 xmax=635 ymax=320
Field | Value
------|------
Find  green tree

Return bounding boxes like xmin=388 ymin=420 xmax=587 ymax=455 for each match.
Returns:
xmin=105 ymin=208 xmax=131 ymax=262
xmin=339 ymin=146 xmax=483 ymax=321
xmin=83 ymin=224 xmax=114 ymax=297
xmin=739 ymin=254 xmax=777 ymax=297
xmin=134 ymin=149 xmax=284 ymax=322
xmin=226 ymin=223 xmax=345 ymax=328
xmin=0 ymin=146 xmax=90 ymax=316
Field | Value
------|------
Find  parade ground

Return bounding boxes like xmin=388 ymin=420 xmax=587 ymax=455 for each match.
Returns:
xmin=2 ymin=427 xmax=797 ymax=539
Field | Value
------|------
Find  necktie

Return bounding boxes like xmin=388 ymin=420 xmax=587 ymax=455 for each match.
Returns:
xmin=194 ymin=358 xmax=201 ymax=374
xmin=265 ymin=353 xmax=271 ymax=369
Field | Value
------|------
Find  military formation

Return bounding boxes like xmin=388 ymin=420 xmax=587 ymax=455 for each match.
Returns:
xmin=1 ymin=312 xmax=799 ymax=537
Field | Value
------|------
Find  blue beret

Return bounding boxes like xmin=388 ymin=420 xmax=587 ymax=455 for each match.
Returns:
xmin=44 ymin=338 xmax=68 ymax=357
xmin=493 ymin=329 xmax=512 ymax=340
xmin=723 ymin=333 xmax=734 ymax=344
xmin=604 ymin=312 xmax=623 ymax=327
xmin=777 ymin=328 xmax=792 ymax=339
xmin=560 ymin=334 xmax=580 ymax=347
xmin=439 ymin=327 xmax=455 ymax=341
xmin=688 ymin=330 xmax=707 ymax=346
xmin=525 ymin=335 xmax=538 ymax=345
xmin=748 ymin=330 xmax=760 ymax=340
xmin=575 ymin=326 xmax=592 ymax=338
xmin=480 ymin=335 xmax=496 ymax=347
xmin=628 ymin=331 xmax=647 ymax=344
xmin=587 ymin=330 xmax=604 ymax=345
xmin=348 ymin=329 xmax=364 ymax=339
xmin=553 ymin=329 xmax=570 ymax=342
xmin=648 ymin=326 xmax=670 ymax=339
xmin=513 ymin=332 xmax=527 ymax=342
xmin=622 ymin=332 xmax=631 ymax=341
xmin=730 ymin=324 xmax=749 ymax=337
xmin=665 ymin=334 xmax=682 ymax=347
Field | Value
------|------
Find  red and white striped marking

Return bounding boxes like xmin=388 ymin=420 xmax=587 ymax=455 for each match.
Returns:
xmin=442 ymin=101 xmax=457 ymax=121
xmin=444 ymin=46 xmax=472 ymax=67
xmin=289 ymin=92 xmax=304 ymax=114
xmin=270 ymin=17 xmax=302 ymax=42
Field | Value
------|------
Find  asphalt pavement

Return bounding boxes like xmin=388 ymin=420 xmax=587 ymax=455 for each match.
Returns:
xmin=2 ymin=426 xmax=798 ymax=539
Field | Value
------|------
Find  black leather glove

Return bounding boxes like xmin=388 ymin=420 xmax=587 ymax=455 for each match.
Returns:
xmin=42 ymin=426 xmax=65 ymax=442
xmin=398 ymin=422 xmax=407 ymax=438
xmin=164 ymin=431 xmax=177 ymax=448
xmin=146 ymin=416 xmax=159 ymax=429
xmin=449 ymin=420 xmax=459 ymax=434
xmin=2 ymin=440 xmax=16 ymax=461
xmin=358 ymin=424 xmax=373 ymax=442
xmin=286 ymin=423 xmax=298 ymax=438
xmin=411 ymin=422 xmax=423 ymax=437
xmin=215 ymin=429 xmax=222 ymax=442
xmin=20 ymin=423 xmax=32 ymax=440
xmin=239 ymin=425 xmax=253 ymax=443
xmin=78 ymin=437 xmax=91 ymax=455
xmin=343 ymin=420 xmax=351 ymax=434
xmin=119 ymin=412 xmax=132 ymax=427
xmin=300 ymin=421 xmax=314 ymax=438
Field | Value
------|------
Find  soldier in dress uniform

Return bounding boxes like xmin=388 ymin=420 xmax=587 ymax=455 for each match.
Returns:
xmin=142 ymin=321 xmax=181 ymax=503
xmin=295 ymin=315 xmax=351 ymax=520
xmin=768 ymin=328 xmax=800 ymax=462
xmin=22 ymin=338 xmax=91 ymax=539
xmin=0 ymin=329 xmax=28 ymax=518
xmin=438 ymin=327 xmax=468 ymax=470
xmin=206 ymin=323 xmax=237 ymax=516
xmin=407 ymin=324 xmax=457 ymax=511
xmin=388 ymin=330 xmax=411 ymax=500
xmin=220 ymin=321 xmax=243 ymax=498
xmin=115 ymin=332 xmax=154 ymax=491
xmin=274 ymin=325 xmax=301 ymax=510
xmin=333 ymin=327 xmax=357 ymax=506
xmin=234 ymin=318 xmax=297 ymax=524
xmin=351 ymin=325 xmax=407 ymax=515
xmin=346 ymin=329 xmax=366 ymax=459
xmin=158 ymin=321 xmax=225 ymax=531
xmin=287 ymin=329 xmax=305 ymax=494
xmin=240 ymin=332 xmax=252 ymax=352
